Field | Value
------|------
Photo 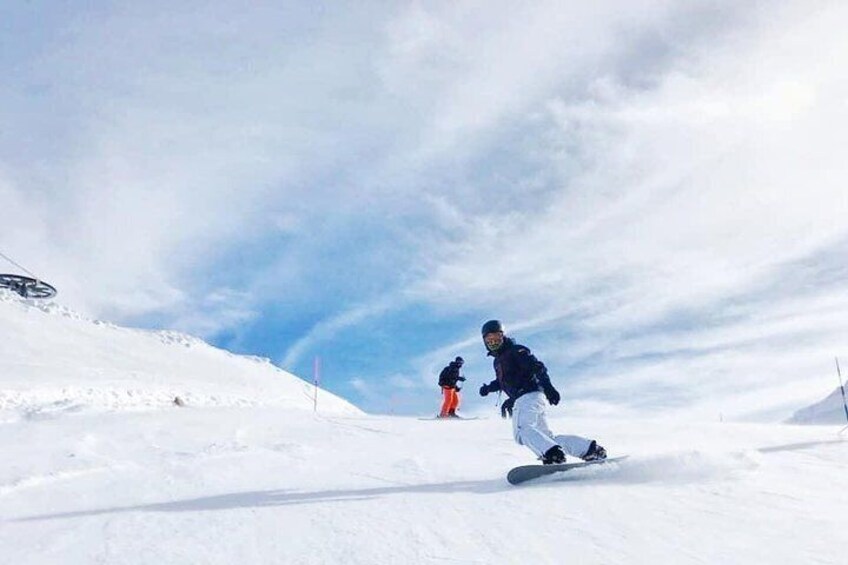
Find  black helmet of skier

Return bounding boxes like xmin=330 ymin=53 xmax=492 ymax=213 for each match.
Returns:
xmin=454 ymin=356 xmax=464 ymax=366
xmin=481 ymin=319 xmax=505 ymax=352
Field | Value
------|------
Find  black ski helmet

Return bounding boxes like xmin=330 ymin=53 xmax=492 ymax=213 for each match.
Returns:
xmin=454 ymin=356 xmax=464 ymax=366
xmin=481 ymin=319 xmax=504 ymax=336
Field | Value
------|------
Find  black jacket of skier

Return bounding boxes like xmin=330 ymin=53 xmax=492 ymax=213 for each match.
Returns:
xmin=481 ymin=337 xmax=556 ymax=400
xmin=438 ymin=358 xmax=465 ymax=390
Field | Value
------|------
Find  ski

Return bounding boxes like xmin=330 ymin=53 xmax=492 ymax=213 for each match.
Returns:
xmin=417 ymin=416 xmax=481 ymax=421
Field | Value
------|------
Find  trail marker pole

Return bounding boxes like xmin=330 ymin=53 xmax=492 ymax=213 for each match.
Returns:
xmin=313 ymin=356 xmax=321 ymax=413
xmin=835 ymin=357 xmax=848 ymax=435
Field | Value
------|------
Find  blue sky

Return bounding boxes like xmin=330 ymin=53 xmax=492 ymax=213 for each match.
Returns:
xmin=3 ymin=1 xmax=848 ymax=419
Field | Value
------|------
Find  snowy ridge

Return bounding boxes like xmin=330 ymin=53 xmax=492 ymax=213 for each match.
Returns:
xmin=0 ymin=288 xmax=95 ymax=321
xmin=788 ymin=385 xmax=848 ymax=425
xmin=0 ymin=384 xmax=320 ymax=422
xmin=0 ymin=290 xmax=360 ymax=416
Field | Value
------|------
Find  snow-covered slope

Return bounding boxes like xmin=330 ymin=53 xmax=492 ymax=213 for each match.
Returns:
xmin=2 ymin=409 xmax=847 ymax=564
xmin=0 ymin=290 xmax=360 ymax=418
xmin=788 ymin=384 xmax=848 ymax=425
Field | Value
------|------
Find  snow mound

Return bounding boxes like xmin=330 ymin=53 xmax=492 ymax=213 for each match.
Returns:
xmin=0 ymin=290 xmax=361 ymax=416
xmin=787 ymin=385 xmax=848 ymax=425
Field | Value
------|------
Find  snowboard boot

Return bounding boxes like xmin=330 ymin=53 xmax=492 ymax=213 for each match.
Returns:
xmin=583 ymin=440 xmax=607 ymax=461
xmin=541 ymin=445 xmax=566 ymax=465
xmin=448 ymin=409 xmax=460 ymax=418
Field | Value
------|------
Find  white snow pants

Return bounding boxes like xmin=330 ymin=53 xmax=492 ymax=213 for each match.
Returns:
xmin=511 ymin=391 xmax=593 ymax=459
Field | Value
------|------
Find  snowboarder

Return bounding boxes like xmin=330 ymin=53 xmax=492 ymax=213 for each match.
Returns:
xmin=438 ymin=356 xmax=466 ymax=418
xmin=478 ymin=320 xmax=607 ymax=464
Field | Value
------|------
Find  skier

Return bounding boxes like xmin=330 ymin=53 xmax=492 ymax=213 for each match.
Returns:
xmin=438 ymin=356 xmax=466 ymax=418
xmin=478 ymin=320 xmax=607 ymax=464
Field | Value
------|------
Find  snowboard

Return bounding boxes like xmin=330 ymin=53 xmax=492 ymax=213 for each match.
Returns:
xmin=507 ymin=455 xmax=628 ymax=485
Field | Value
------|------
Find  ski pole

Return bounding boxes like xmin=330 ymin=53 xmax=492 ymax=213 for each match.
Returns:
xmin=835 ymin=358 xmax=848 ymax=434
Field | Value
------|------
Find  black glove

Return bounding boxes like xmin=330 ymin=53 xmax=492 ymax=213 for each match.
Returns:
xmin=543 ymin=383 xmax=561 ymax=406
xmin=500 ymin=397 xmax=515 ymax=419
xmin=458 ymin=376 xmax=466 ymax=382
xmin=479 ymin=383 xmax=490 ymax=397
xmin=455 ymin=386 xmax=462 ymax=392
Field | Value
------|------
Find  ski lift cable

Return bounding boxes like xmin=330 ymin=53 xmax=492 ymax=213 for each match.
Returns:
xmin=0 ymin=249 xmax=39 ymax=278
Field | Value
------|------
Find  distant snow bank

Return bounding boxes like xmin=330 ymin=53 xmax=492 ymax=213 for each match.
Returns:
xmin=788 ymin=385 xmax=848 ymax=425
xmin=0 ymin=290 xmax=362 ymax=416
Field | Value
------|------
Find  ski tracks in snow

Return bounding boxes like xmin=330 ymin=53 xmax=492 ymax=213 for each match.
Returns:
xmin=0 ymin=467 xmax=113 ymax=497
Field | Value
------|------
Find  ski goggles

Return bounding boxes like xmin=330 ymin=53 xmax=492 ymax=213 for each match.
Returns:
xmin=483 ymin=332 xmax=504 ymax=351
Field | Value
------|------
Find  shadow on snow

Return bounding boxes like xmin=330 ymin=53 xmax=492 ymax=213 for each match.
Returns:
xmin=13 ymin=438 xmax=845 ymax=522
xmin=14 ymin=478 xmax=509 ymax=521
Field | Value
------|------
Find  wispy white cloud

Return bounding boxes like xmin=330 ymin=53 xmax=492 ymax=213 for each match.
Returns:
xmin=407 ymin=1 xmax=848 ymax=418
xmin=280 ymin=295 xmax=399 ymax=369
xmin=2 ymin=2 xmax=409 ymax=319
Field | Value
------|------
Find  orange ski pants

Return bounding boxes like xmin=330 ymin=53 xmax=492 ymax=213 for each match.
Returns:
xmin=440 ymin=386 xmax=460 ymax=417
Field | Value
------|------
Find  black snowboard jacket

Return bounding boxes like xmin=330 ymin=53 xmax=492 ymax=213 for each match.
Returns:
xmin=483 ymin=337 xmax=555 ymax=400
xmin=438 ymin=361 xmax=465 ymax=389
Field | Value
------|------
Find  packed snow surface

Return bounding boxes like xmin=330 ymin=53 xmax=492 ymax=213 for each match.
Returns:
xmin=3 ymin=411 xmax=847 ymax=564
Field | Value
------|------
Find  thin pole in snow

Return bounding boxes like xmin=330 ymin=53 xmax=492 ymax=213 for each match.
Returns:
xmin=835 ymin=358 xmax=848 ymax=434
xmin=313 ymin=356 xmax=321 ymax=413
